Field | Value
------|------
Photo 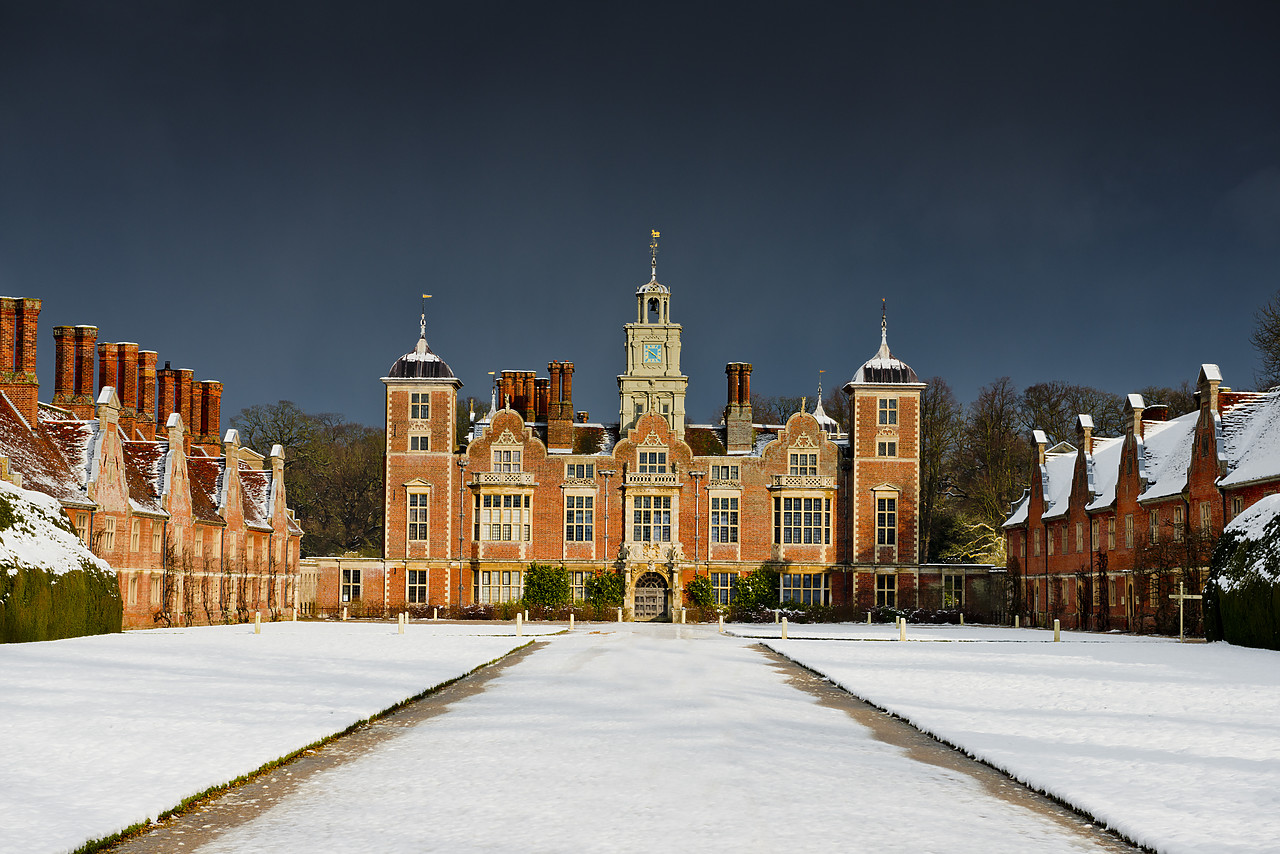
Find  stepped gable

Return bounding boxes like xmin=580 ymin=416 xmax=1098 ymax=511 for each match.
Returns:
xmin=0 ymin=394 xmax=88 ymax=506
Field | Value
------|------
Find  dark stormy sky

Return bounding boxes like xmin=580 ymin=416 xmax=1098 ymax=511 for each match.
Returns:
xmin=3 ymin=2 xmax=1279 ymax=430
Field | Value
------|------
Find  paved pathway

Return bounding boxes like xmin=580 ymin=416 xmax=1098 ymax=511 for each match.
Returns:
xmin=112 ymin=624 xmax=1136 ymax=853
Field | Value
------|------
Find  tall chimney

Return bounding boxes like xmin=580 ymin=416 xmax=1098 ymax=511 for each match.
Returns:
xmin=547 ymin=361 xmax=574 ymax=451
xmin=501 ymin=371 xmax=517 ymax=411
xmin=200 ymin=380 xmax=222 ymax=450
xmin=53 ymin=326 xmax=75 ymax=406
xmin=138 ymin=351 xmax=158 ymax=440
xmin=177 ymin=368 xmax=194 ymax=452
xmin=534 ymin=378 xmax=550 ymax=422
xmin=0 ymin=298 xmax=42 ymax=424
xmin=0 ymin=299 xmax=16 ymax=373
xmin=117 ymin=344 xmax=139 ymax=437
xmin=156 ymin=362 xmax=177 ymax=431
xmin=522 ymin=371 xmax=536 ymax=423
xmin=16 ymin=298 xmax=39 ymax=375
xmin=97 ymin=341 xmax=116 ymax=395
xmin=72 ymin=326 xmax=98 ymax=419
xmin=726 ymin=362 xmax=753 ymax=453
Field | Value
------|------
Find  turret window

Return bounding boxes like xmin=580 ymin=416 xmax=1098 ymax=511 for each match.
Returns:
xmin=877 ymin=441 xmax=897 ymax=457
xmin=408 ymin=492 xmax=429 ymax=541
xmin=878 ymin=398 xmax=898 ymax=425
xmin=410 ymin=393 xmax=430 ymax=420
xmin=409 ymin=434 xmax=429 ymax=452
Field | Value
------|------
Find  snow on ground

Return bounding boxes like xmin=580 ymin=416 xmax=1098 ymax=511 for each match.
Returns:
xmin=0 ymin=620 xmax=547 ymax=854
xmin=763 ymin=625 xmax=1280 ymax=854
xmin=199 ymin=624 xmax=1115 ymax=854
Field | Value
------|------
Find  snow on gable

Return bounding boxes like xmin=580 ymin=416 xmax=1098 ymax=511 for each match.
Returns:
xmin=1040 ymin=444 xmax=1077 ymax=520
xmin=1137 ymin=411 xmax=1198 ymax=503
xmin=1003 ymin=490 xmax=1030 ymax=528
xmin=122 ymin=441 xmax=167 ymax=517
xmin=187 ymin=456 xmax=227 ymax=525
xmin=1219 ymin=389 xmax=1280 ymax=488
xmin=239 ymin=469 xmax=273 ymax=531
xmin=1084 ymin=435 xmax=1124 ymax=512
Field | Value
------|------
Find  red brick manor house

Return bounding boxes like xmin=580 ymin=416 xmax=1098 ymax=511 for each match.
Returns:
xmin=311 ymin=255 xmax=999 ymax=620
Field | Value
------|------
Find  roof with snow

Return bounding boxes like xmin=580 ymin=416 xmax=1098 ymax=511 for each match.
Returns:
xmin=1083 ymin=435 xmax=1124 ymax=512
xmin=122 ymin=441 xmax=167 ymax=516
xmin=387 ymin=334 xmax=457 ymax=380
xmin=239 ymin=467 xmax=275 ymax=532
xmin=0 ymin=396 xmax=91 ymax=508
xmin=1219 ymin=389 xmax=1280 ymax=488
xmin=1137 ymin=411 xmax=1198 ymax=503
xmin=1039 ymin=442 xmax=1078 ymax=521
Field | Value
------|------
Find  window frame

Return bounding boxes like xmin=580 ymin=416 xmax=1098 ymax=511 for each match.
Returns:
xmin=407 ymin=568 xmax=428 ymax=603
xmin=410 ymin=392 xmax=430 ymax=421
xmin=875 ymin=573 xmax=896 ymax=608
xmin=565 ymin=493 xmax=594 ymax=542
xmin=341 ymin=567 xmax=362 ymax=603
xmin=710 ymin=494 xmax=739 ymax=544
xmin=773 ymin=495 xmax=832 ymax=545
xmin=878 ymin=398 xmax=898 ymax=425
xmin=407 ymin=490 xmax=429 ymax=542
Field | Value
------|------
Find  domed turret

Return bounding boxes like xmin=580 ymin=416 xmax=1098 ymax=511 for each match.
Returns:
xmin=387 ymin=334 xmax=456 ymax=380
xmin=847 ymin=301 xmax=919 ymax=387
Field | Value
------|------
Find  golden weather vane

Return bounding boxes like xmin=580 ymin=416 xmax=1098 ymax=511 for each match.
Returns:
xmin=420 ymin=294 xmax=432 ymax=338
xmin=650 ymin=229 xmax=660 ymax=278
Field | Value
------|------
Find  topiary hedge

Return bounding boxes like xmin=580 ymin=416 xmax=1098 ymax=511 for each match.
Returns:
xmin=1204 ymin=495 xmax=1280 ymax=651
xmin=0 ymin=484 xmax=123 ymax=643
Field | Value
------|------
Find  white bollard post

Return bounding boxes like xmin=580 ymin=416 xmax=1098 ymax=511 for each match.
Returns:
xmin=867 ymin=611 xmax=872 ymax=625
xmin=398 ymin=613 xmax=405 ymax=635
xmin=718 ymin=614 xmax=724 ymax=633
xmin=524 ymin=609 xmax=529 ymax=622
xmin=959 ymin=613 xmax=964 ymax=626
xmin=617 ymin=607 xmax=623 ymax=623
xmin=781 ymin=617 xmax=789 ymax=639
xmin=291 ymin=606 xmax=297 ymax=622
xmin=433 ymin=607 xmax=438 ymax=621
xmin=899 ymin=618 xmax=906 ymax=642
xmin=569 ymin=613 xmax=574 ymax=631
xmin=254 ymin=611 xmax=261 ymax=634
xmin=516 ymin=612 xmax=523 ymax=637
xmin=342 ymin=606 xmax=348 ymax=622
xmin=1054 ymin=619 xmax=1061 ymax=642
xmin=1014 ymin=615 xmax=1019 ymax=629
xmin=774 ymin=609 xmax=780 ymax=624
xmin=680 ymin=607 xmax=686 ymax=624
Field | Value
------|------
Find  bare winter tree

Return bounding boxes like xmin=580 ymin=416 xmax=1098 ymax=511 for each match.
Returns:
xmin=1135 ymin=381 xmax=1197 ymax=417
xmin=919 ymin=376 xmax=962 ymax=563
xmin=1251 ymin=289 xmax=1280 ymax=390
xmin=1020 ymin=381 xmax=1125 ymax=443
xmin=949 ymin=377 xmax=1029 ymax=563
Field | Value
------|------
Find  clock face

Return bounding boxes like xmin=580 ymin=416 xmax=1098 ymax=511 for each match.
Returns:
xmin=643 ymin=344 xmax=663 ymax=364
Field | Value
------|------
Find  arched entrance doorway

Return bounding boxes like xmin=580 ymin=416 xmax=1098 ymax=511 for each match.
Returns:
xmin=634 ymin=572 xmax=668 ymax=621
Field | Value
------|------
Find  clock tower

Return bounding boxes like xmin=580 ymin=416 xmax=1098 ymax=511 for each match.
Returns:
xmin=618 ymin=231 xmax=688 ymax=437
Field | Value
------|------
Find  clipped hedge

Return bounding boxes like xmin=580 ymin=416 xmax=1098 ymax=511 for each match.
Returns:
xmin=1204 ymin=497 xmax=1280 ymax=651
xmin=0 ymin=562 xmax=122 ymax=643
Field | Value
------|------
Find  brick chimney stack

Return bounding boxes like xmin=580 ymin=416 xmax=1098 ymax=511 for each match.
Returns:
xmin=177 ymin=368 xmax=194 ymax=453
xmin=521 ymin=371 xmax=536 ymax=423
xmin=53 ymin=326 xmax=75 ymax=406
xmin=0 ymin=298 xmax=42 ymax=424
xmin=726 ymin=362 xmax=754 ymax=453
xmin=156 ymin=362 xmax=177 ymax=432
xmin=138 ymin=351 xmax=157 ymax=440
xmin=96 ymin=341 xmax=117 ymax=397
xmin=71 ymin=326 xmax=97 ymax=419
xmin=534 ymin=378 xmax=550 ymax=422
xmin=117 ymin=344 xmax=139 ymax=438
xmin=199 ymin=380 xmax=222 ymax=453
xmin=547 ymin=361 xmax=575 ymax=450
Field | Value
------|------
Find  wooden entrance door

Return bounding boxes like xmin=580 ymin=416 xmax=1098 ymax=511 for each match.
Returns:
xmin=634 ymin=572 xmax=668 ymax=620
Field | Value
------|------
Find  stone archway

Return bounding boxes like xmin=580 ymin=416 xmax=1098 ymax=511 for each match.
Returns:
xmin=634 ymin=572 xmax=669 ymax=621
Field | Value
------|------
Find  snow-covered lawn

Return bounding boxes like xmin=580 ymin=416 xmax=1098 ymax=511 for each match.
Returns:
xmin=0 ymin=621 xmax=547 ymax=854
xmin=762 ymin=624 xmax=1280 ymax=854
xmin=198 ymin=624 xmax=1117 ymax=853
